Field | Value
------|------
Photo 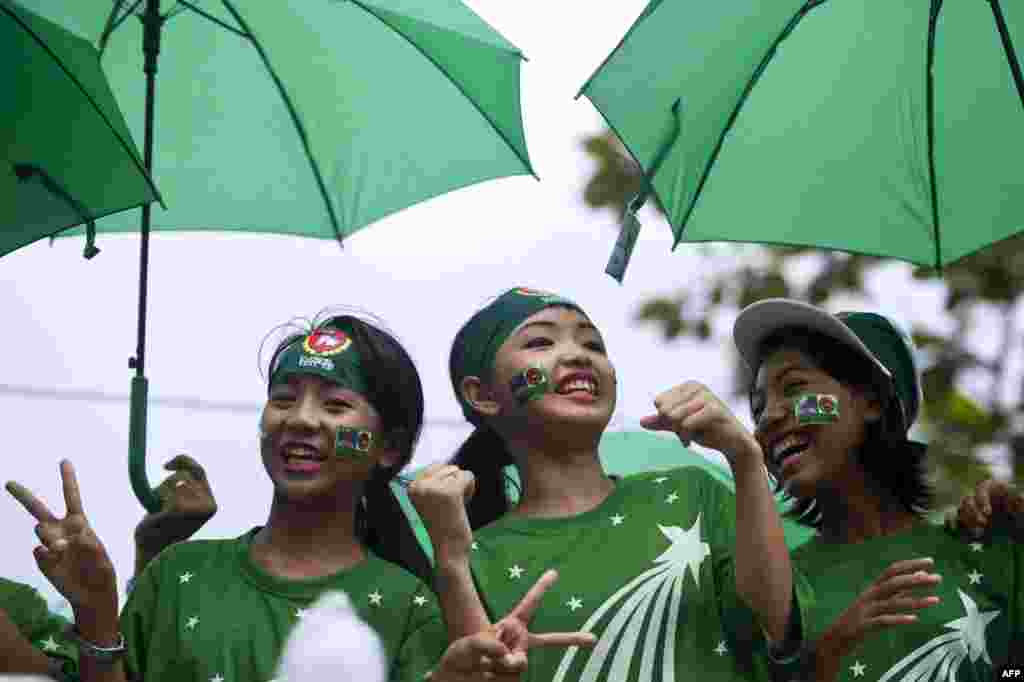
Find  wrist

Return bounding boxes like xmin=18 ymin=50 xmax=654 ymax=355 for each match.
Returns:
xmin=434 ymin=552 xmax=473 ymax=576
xmin=72 ymin=599 xmax=120 ymax=647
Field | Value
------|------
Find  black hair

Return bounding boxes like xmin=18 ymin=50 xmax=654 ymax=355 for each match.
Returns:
xmin=266 ymin=315 xmax=432 ymax=583
xmin=750 ymin=327 xmax=932 ymax=529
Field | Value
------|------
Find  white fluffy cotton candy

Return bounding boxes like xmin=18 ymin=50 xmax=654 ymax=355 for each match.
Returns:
xmin=0 ymin=677 xmax=53 ymax=681
xmin=276 ymin=590 xmax=387 ymax=682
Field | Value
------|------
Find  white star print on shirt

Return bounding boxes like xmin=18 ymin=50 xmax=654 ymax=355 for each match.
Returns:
xmin=471 ymin=542 xmax=479 ymax=551
xmin=714 ymin=641 xmax=728 ymax=656
xmin=211 ymin=675 xmax=224 ymax=682
xmin=414 ymin=595 xmax=428 ymax=607
xmin=610 ymin=514 xmax=625 ymax=526
xmin=509 ymin=565 xmax=524 ymax=579
xmin=186 ymin=616 xmax=199 ymax=630
xmin=665 ymin=492 xmax=679 ymax=504
xmin=567 ymin=597 xmax=583 ymax=611
xmin=653 ymin=476 xmax=668 ymax=484
xmin=967 ymin=570 xmax=983 ymax=585
xmin=369 ymin=591 xmax=383 ymax=606
xmin=179 ymin=572 xmax=194 ymax=584
xmin=877 ymin=589 xmax=1001 ymax=682
xmin=969 ymin=542 xmax=983 ymax=552
xmin=850 ymin=660 xmax=866 ymax=677
xmin=40 ymin=635 xmax=60 ymax=652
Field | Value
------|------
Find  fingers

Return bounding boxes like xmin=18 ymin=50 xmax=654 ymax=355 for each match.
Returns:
xmin=60 ymin=461 xmax=85 ymax=517
xmin=866 ymin=594 xmax=940 ymax=620
xmin=957 ymin=495 xmax=987 ymax=538
xmin=870 ymin=570 xmax=941 ymax=602
xmin=164 ymin=454 xmax=206 ymax=482
xmin=528 ymin=630 xmax=598 ymax=649
xmin=5 ymin=481 xmax=58 ymax=524
xmin=875 ymin=558 xmax=935 ymax=583
xmin=507 ymin=569 xmax=559 ymax=623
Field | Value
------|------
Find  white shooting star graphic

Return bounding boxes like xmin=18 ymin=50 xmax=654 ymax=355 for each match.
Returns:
xmin=552 ymin=513 xmax=711 ymax=682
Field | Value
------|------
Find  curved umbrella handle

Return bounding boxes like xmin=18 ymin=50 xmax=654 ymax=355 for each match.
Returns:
xmin=129 ymin=375 xmax=162 ymax=512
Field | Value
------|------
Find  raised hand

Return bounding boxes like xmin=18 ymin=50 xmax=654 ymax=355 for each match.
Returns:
xmin=5 ymin=461 xmax=117 ymax=614
xmin=816 ymin=558 xmax=941 ymax=676
xmin=948 ymin=478 xmax=1024 ymax=541
xmin=428 ymin=570 xmax=596 ymax=681
xmin=408 ymin=463 xmax=476 ymax=563
xmin=135 ymin=454 xmax=217 ymax=557
xmin=640 ymin=381 xmax=761 ymax=464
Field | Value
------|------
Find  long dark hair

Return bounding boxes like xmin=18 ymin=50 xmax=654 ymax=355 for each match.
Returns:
xmin=750 ymin=327 xmax=932 ymax=529
xmin=447 ymin=312 xmax=521 ymax=531
xmin=265 ymin=314 xmax=432 ymax=582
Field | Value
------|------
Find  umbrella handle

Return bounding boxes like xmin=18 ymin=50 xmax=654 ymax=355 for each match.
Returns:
xmin=129 ymin=376 xmax=162 ymax=512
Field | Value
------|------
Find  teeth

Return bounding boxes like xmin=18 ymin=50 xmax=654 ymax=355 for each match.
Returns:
xmin=772 ymin=434 xmax=810 ymax=460
xmin=284 ymin=445 xmax=321 ymax=459
xmin=558 ymin=378 xmax=596 ymax=395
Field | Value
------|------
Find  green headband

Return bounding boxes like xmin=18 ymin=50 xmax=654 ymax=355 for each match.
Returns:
xmin=451 ymin=287 xmax=582 ymax=423
xmin=270 ymin=325 xmax=370 ymax=396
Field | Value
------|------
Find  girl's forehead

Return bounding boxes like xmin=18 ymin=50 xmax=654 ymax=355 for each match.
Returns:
xmin=274 ymin=373 xmax=363 ymax=398
xmin=754 ymin=348 xmax=820 ymax=385
xmin=514 ymin=306 xmax=597 ymax=333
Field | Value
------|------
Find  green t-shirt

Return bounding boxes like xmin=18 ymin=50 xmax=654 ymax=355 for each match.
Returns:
xmin=468 ymin=466 xmax=766 ymax=682
xmin=792 ymin=523 xmax=1023 ymax=681
xmin=122 ymin=529 xmax=447 ymax=682
xmin=0 ymin=576 xmax=77 ymax=674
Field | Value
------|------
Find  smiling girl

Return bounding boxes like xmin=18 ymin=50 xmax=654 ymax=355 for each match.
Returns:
xmin=734 ymin=299 xmax=1023 ymax=681
xmin=409 ymin=287 xmax=797 ymax=682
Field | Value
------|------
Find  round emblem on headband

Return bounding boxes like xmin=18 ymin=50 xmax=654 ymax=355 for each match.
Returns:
xmin=358 ymin=432 xmax=372 ymax=451
xmin=525 ymin=367 xmax=544 ymax=386
xmin=819 ymin=395 xmax=837 ymax=415
xmin=303 ymin=329 xmax=351 ymax=357
xmin=515 ymin=287 xmax=557 ymax=298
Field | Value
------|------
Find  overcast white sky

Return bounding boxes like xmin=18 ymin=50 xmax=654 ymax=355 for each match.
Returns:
xmin=3 ymin=1 xmax=1021 ymax=612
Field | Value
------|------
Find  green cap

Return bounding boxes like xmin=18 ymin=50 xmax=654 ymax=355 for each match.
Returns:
xmin=734 ymin=299 xmax=922 ymax=432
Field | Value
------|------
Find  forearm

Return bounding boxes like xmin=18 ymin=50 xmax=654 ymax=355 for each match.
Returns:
xmin=810 ymin=633 xmax=843 ymax=682
xmin=433 ymin=554 xmax=492 ymax=641
xmin=730 ymin=456 xmax=793 ymax=642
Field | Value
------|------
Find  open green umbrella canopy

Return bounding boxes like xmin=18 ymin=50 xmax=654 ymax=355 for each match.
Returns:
xmin=26 ymin=0 xmax=534 ymax=242
xmin=1 ymin=0 xmax=158 ymax=258
xmin=394 ymin=430 xmax=813 ymax=561
xmin=582 ymin=1 xmax=1024 ymax=278
xmin=16 ymin=0 xmax=535 ymax=512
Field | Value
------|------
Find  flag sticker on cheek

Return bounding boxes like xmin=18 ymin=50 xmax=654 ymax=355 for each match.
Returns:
xmin=510 ymin=365 xmax=550 ymax=405
xmin=335 ymin=427 xmax=374 ymax=458
xmin=794 ymin=393 xmax=839 ymax=425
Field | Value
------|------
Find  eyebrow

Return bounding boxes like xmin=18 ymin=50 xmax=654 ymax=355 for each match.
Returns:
xmin=516 ymin=320 xmax=598 ymax=335
xmin=750 ymin=363 xmax=807 ymax=401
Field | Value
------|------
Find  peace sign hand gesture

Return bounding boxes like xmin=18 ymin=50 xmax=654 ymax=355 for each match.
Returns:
xmin=6 ymin=460 xmax=118 ymax=614
xmin=429 ymin=570 xmax=596 ymax=681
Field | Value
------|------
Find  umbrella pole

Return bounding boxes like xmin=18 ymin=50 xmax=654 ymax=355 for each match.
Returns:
xmin=988 ymin=0 xmax=1024 ymax=110
xmin=129 ymin=0 xmax=164 ymax=513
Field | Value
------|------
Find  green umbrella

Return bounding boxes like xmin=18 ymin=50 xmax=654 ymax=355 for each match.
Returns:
xmin=21 ymin=0 xmax=535 ymax=511
xmin=581 ymin=1 xmax=1024 ymax=282
xmin=394 ymin=430 xmax=813 ymax=562
xmin=2 ymin=0 xmax=159 ymax=259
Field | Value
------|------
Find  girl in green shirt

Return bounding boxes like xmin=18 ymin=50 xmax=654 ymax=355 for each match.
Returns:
xmin=734 ymin=298 xmax=1022 ymax=682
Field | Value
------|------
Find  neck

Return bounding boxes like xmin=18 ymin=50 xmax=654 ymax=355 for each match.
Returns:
xmin=816 ymin=469 xmax=919 ymax=544
xmin=252 ymin=486 xmax=366 ymax=578
xmin=508 ymin=435 xmax=615 ymax=519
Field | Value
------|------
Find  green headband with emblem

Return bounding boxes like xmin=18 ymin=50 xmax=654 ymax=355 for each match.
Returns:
xmin=450 ymin=287 xmax=583 ymax=423
xmin=269 ymin=324 xmax=369 ymax=397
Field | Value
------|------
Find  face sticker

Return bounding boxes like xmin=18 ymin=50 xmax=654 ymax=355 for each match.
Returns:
xmin=335 ymin=426 xmax=374 ymax=458
xmin=510 ymin=365 xmax=550 ymax=405
xmin=303 ymin=329 xmax=352 ymax=357
xmin=794 ymin=393 xmax=839 ymax=425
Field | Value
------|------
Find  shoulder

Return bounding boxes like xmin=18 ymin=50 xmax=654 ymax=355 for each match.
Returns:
xmin=620 ymin=465 xmax=734 ymax=495
xmin=133 ymin=532 xmax=252 ymax=592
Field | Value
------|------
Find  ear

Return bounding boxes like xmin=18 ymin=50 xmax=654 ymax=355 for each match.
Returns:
xmin=461 ymin=376 xmax=501 ymax=418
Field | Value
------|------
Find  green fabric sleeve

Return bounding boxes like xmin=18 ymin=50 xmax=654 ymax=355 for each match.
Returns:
xmin=120 ymin=553 xmax=160 ymax=680
xmin=390 ymin=610 xmax=448 ymax=682
xmin=0 ymin=578 xmax=78 ymax=673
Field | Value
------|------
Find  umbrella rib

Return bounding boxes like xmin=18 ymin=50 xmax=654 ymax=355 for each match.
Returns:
xmin=987 ymin=0 xmax=1024 ymax=111
xmin=673 ymin=0 xmax=826 ymax=248
xmin=2 ymin=3 xmax=162 ymax=208
xmin=925 ymin=0 xmax=944 ymax=271
xmin=99 ymin=0 xmax=141 ymax=54
xmin=177 ymin=0 xmax=248 ymax=38
xmin=219 ymin=0 xmax=345 ymax=244
xmin=349 ymin=1 xmax=537 ymax=178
